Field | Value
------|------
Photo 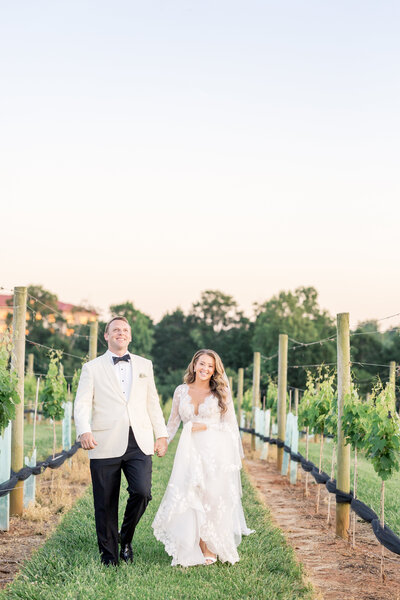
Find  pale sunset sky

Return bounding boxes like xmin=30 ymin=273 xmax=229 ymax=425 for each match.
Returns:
xmin=1 ymin=1 xmax=399 ymax=329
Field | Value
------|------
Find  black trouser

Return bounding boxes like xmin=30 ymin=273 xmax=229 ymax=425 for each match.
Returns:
xmin=89 ymin=428 xmax=152 ymax=564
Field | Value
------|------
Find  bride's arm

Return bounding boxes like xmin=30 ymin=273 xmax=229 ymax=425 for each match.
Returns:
xmin=166 ymin=385 xmax=183 ymax=444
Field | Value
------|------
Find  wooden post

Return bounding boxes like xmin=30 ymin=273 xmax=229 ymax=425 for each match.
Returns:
xmin=277 ymin=334 xmax=288 ymax=470
xmin=10 ymin=286 xmax=27 ymax=516
xmin=27 ymin=353 xmax=34 ymax=376
xmin=237 ymin=368 xmax=244 ymax=428
xmin=228 ymin=376 xmax=233 ymax=394
xmin=89 ymin=320 xmax=98 ymax=361
xmin=251 ymin=352 xmax=261 ymax=451
xmin=389 ymin=361 xmax=396 ymax=412
xmin=336 ymin=313 xmax=351 ymax=539
xmin=294 ymin=388 xmax=299 ymax=416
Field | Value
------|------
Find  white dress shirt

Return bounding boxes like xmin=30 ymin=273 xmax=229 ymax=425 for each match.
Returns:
xmin=107 ymin=350 xmax=132 ymax=401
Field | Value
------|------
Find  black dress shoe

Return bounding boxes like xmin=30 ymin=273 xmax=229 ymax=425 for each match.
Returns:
xmin=120 ymin=542 xmax=134 ymax=563
xmin=101 ymin=559 xmax=118 ymax=567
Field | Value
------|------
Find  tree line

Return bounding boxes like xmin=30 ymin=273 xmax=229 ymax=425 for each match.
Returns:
xmin=11 ymin=285 xmax=400 ymax=403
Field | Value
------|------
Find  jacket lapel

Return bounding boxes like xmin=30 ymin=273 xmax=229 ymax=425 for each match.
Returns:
xmin=100 ymin=353 xmax=126 ymax=403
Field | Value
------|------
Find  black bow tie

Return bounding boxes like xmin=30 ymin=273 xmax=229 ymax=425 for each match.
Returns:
xmin=113 ymin=354 xmax=131 ymax=365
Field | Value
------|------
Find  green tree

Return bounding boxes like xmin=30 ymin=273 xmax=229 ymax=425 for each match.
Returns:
xmin=191 ymin=290 xmax=244 ymax=331
xmin=350 ymin=321 xmax=388 ymax=396
xmin=189 ymin=290 xmax=253 ymax=370
xmin=252 ymin=287 xmax=335 ymax=388
xmin=109 ymin=302 xmax=154 ymax=359
xmin=152 ymin=309 xmax=198 ymax=401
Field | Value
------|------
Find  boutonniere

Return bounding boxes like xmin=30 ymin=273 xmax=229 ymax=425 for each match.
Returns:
xmin=139 ymin=373 xmax=147 ymax=378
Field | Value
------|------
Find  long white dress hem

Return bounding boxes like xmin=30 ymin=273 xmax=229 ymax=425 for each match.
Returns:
xmin=152 ymin=384 xmax=254 ymax=567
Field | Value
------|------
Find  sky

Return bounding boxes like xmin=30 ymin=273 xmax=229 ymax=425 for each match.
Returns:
xmin=1 ymin=1 xmax=399 ymax=330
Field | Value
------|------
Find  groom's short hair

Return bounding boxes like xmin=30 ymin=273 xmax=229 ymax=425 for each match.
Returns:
xmin=105 ymin=316 xmax=130 ymax=334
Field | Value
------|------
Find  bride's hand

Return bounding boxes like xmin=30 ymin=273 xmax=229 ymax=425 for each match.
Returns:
xmin=191 ymin=422 xmax=207 ymax=432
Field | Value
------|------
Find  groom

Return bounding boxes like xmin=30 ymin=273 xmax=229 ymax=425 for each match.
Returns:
xmin=74 ymin=316 xmax=168 ymax=566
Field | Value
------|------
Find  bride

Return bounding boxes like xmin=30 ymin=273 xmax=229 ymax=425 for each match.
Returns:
xmin=152 ymin=349 xmax=253 ymax=567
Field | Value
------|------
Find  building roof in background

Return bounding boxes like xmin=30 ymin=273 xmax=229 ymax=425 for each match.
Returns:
xmin=0 ymin=295 xmax=12 ymax=307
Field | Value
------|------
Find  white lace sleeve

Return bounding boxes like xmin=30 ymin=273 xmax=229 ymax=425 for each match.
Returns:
xmin=220 ymin=387 xmax=240 ymax=433
xmin=218 ymin=386 xmax=244 ymax=458
xmin=166 ymin=385 xmax=182 ymax=444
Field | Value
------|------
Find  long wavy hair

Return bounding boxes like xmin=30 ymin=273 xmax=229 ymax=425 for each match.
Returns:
xmin=184 ymin=349 xmax=228 ymax=414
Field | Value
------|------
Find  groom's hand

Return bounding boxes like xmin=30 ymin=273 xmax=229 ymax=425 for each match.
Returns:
xmin=154 ymin=437 xmax=168 ymax=457
xmin=79 ymin=432 xmax=98 ymax=450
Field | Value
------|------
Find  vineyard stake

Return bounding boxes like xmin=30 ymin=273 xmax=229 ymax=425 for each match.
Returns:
xmin=237 ymin=368 xmax=244 ymax=431
xmin=380 ymin=480 xmax=385 ymax=582
xmin=251 ymin=352 xmax=260 ymax=451
xmin=27 ymin=353 xmax=34 ymax=376
xmin=352 ymin=448 xmax=357 ymax=548
xmin=26 ymin=354 xmax=34 ymax=425
xmin=277 ymin=334 xmax=288 ymax=470
xmin=32 ymin=377 xmax=40 ymax=451
xmin=327 ymin=443 xmax=336 ymax=524
xmin=294 ymin=389 xmax=300 ymax=480
xmin=305 ymin=426 xmax=309 ymax=496
xmin=10 ymin=286 xmax=27 ymax=517
xmin=316 ymin=434 xmax=324 ymax=513
xmin=389 ymin=361 xmax=396 ymax=413
xmin=336 ymin=312 xmax=351 ymax=539
xmin=89 ymin=320 xmax=98 ymax=361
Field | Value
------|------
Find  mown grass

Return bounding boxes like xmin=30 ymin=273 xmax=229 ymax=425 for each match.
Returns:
xmin=298 ymin=437 xmax=400 ymax=535
xmin=2 ymin=434 xmax=315 ymax=600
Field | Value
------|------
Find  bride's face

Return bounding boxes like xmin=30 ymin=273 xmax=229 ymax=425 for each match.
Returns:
xmin=194 ymin=354 xmax=215 ymax=383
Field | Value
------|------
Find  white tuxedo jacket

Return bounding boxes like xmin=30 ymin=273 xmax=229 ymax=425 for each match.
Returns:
xmin=74 ymin=352 xmax=168 ymax=459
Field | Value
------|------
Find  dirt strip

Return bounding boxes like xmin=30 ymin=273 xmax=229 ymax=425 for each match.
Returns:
xmin=243 ymin=440 xmax=400 ymax=600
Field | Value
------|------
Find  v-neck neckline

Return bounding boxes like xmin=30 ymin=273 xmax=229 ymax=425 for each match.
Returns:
xmin=185 ymin=384 xmax=213 ymax=416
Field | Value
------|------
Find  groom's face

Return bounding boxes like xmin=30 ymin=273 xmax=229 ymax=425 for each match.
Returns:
xmin=105 ymin=319 xmax=132 ymax=354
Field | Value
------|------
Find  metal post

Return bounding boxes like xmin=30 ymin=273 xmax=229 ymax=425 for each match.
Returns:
xmin=277 ymin=334 xmax=288 ymax=470
xmin=251 ymin=352 xmax=260 ymax=451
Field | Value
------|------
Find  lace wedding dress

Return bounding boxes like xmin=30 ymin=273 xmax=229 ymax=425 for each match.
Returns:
xmin=152 ymin=383 xmax=253 ymax=567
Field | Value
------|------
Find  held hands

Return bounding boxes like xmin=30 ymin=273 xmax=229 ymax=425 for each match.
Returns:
xmin=191 ymin=422 xmax=207 ymax=432
xmin=79 ymin=432 xmax=98 ymax=450
xmin=154 ymin=437 xmax=168 ymax=457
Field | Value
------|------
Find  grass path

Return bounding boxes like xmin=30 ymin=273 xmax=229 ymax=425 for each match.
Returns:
xmin=2 ymin=436 xmax=315 ymax=600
